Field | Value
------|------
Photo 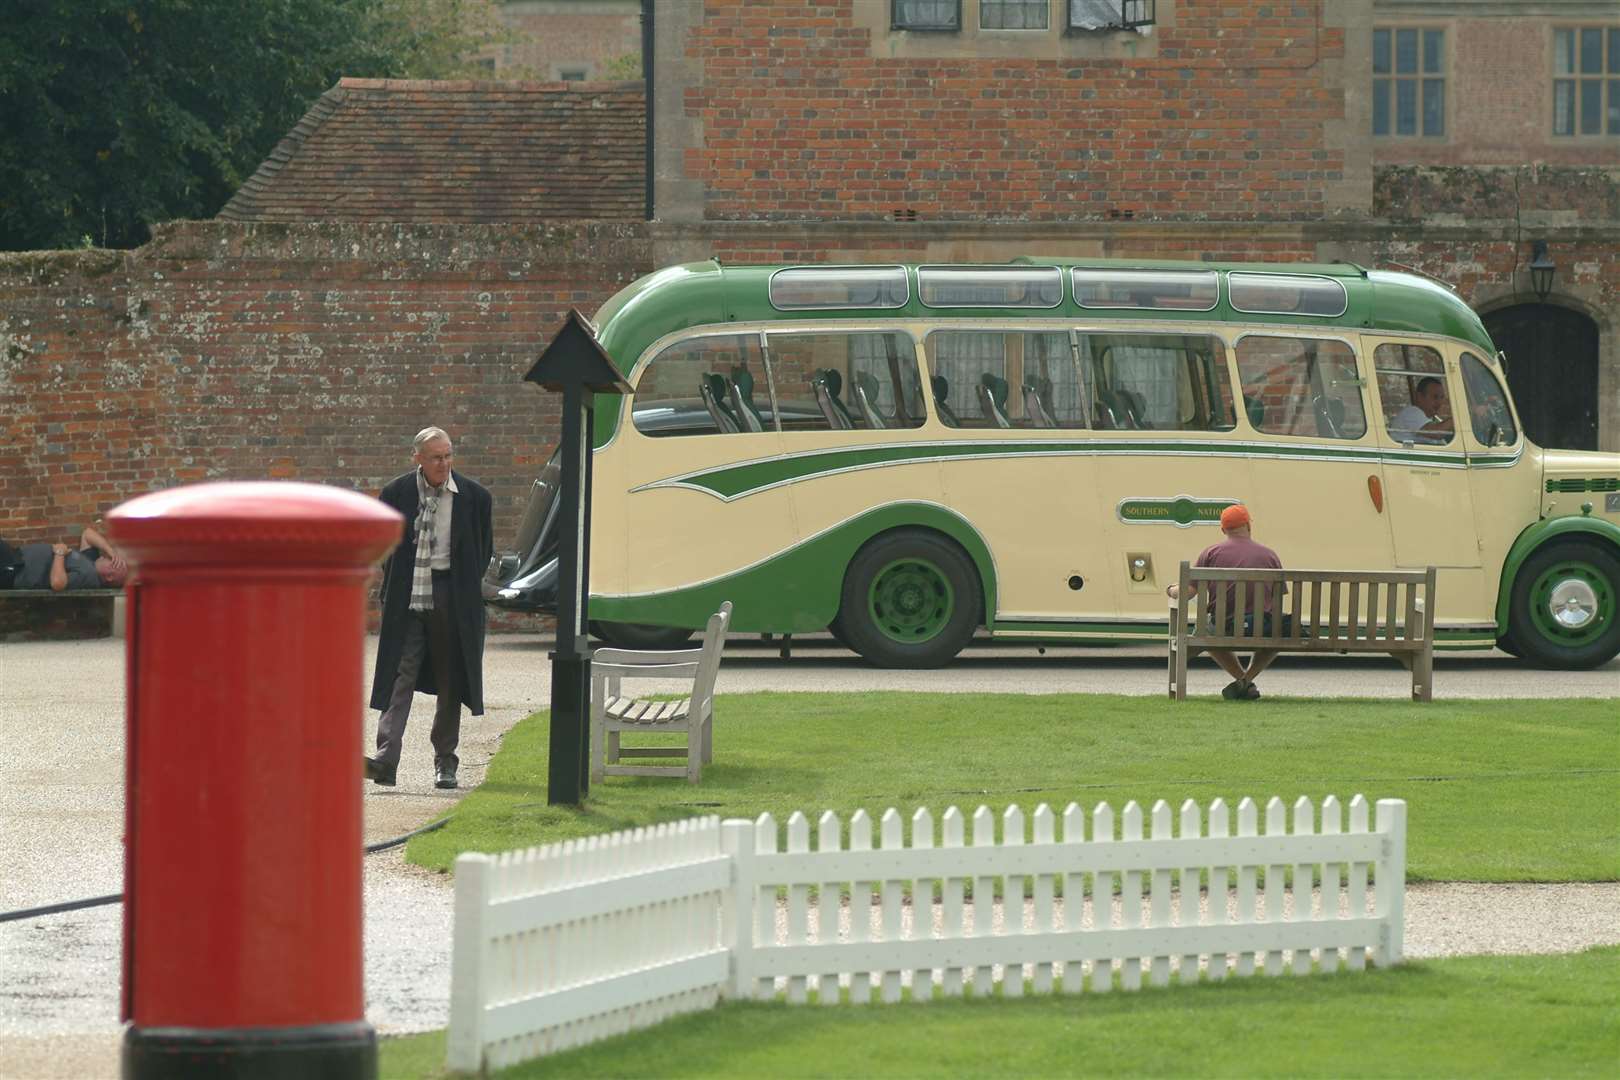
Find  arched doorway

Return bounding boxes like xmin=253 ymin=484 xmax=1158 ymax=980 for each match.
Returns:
xmin=1482 ymin=304 xmax=1599 ymax=450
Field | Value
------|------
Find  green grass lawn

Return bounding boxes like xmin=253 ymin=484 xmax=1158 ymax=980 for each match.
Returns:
xmin=378 ymin=946 xmax=1620 ymax=1079
xmin=408 ymin=693 xmax=1619 ymax=882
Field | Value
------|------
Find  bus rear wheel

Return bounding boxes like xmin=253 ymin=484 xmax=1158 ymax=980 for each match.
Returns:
xmin=1508 ymin=540 xmax=1620 ymax=670
xmin=839 ymin=530 xmax=980 ymax=669
xmin=589 ymin=621 xmax=694 ymax=651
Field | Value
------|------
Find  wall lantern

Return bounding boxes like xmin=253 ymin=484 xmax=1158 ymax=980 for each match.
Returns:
xmin=1529 ymin=240 xmax=1556 ymax=303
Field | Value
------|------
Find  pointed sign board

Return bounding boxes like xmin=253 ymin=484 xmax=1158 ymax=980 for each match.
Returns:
xmin=527 ymin=308 xmax=631 ymax=806
xmin=523 ymin=309 xmax=633 ymax=394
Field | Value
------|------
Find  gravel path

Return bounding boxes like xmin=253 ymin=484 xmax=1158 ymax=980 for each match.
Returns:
xmin=2 ymin=634 xmax=1615 ymax=1080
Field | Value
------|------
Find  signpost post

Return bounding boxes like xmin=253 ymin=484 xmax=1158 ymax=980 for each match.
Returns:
xmin=524 ymin=309 xmax=632 ymax=806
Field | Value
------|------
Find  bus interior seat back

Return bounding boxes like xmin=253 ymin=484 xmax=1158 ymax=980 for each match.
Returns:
xmin=852 ymin=371 xmax=888 ymax=429
xmin=1097 ymin=389 xmax=1136 ymax=429
xmin=978 ymin=373 xmax=1012 ymax=429
xmin=811 ymin=369 xmax=855 ymax=430
xmin=728 ymin=365 xmax=766 ymax=432
xmin=931 ymin=375 xmax=961 ymax=427
xmin=1118 ymin=388 xmax=1151 ymax=428
xmin=700 ymin=373 xmax=742 ymax=433
xmin=1022 ymin=377 xmax=1057 ymax=428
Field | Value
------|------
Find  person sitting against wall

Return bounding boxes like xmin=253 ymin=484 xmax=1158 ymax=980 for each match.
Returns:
xmin=0 ymin=525 xmax=130 ymax=591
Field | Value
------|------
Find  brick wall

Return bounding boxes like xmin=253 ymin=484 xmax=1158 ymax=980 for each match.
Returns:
xmin=674 ymin=0 xmax=1348 ymax=223
xmin=0 ymin=222 xmax=656 ymax=630
xmin=490 ymin=0 xmax=641 ymax=80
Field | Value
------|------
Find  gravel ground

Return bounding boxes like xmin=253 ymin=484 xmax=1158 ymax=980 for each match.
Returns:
xmin=1 ymin=633 xmax=1615 ymax=1080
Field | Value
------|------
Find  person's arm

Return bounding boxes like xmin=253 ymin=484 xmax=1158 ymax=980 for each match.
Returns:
xmin=479 ymin=486 xmax=494 ymax=569
xmin=49 ymin=543 xmax=70 ymax=591
xmin=80 ymin=525 xmax=121 ymax=560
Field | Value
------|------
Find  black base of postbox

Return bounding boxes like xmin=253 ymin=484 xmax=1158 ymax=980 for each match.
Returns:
xmin=123 ymin=1020 xmax=376 ymax=1079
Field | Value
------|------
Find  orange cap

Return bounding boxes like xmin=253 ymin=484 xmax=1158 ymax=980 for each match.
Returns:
xmin=1220 ymin=504 xmax=1251 ymax=531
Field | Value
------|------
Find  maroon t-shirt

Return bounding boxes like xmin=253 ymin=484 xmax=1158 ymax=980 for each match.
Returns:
xmin=1195 ymin=535 xmax=1286 ymax=616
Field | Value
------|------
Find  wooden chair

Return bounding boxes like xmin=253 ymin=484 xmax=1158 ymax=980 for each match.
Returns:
xmin=590 ymin=602 xmax=732 ymax=783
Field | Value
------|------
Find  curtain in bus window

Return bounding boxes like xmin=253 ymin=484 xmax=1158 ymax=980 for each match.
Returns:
xmin=632 ymin=333 xmax=768 ymax=437
xmin=765 ymin=331 xmax=923 ymax=433
xmin=1080 ymin=333 xmax=1235 ymax=432
xmin=928 ymin=332 xmax=1006 ymax=428
xmin=1234 ymin=336 xmax=1367 ymax=440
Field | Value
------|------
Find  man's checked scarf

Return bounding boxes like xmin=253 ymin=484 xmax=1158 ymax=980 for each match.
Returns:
xmin=409 ymin=470 xmax=441 ymax=612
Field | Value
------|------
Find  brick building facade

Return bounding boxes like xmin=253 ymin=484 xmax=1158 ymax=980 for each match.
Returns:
xmin=3 ymin=0 xmax=1616 ymax=564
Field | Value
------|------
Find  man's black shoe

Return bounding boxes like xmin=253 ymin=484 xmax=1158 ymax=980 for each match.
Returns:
xmin=435 ymin=765 xmax=458 ymax=790
xmin=365 ymin=756 xmax=397 ymax=786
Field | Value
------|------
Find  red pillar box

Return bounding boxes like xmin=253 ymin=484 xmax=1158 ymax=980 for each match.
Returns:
xmin=108 ymin=483 xmax=401 ymax=1079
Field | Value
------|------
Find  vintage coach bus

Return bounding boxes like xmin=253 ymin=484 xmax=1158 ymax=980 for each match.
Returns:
xmin=486 ymin=259 xmax=1620 ymax=671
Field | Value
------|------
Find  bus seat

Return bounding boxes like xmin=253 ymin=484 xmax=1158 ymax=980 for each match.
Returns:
xmin=811 ymin=369 xmax=855 ymax=430
xmin=699 ymin=373 xmax=742 ymax=433
xmin=1118 ymin=389 xmax=1152 ymax=428
xmin=728 ymin=365 xmax=766 ymax=432
xmin=1244 ymin=390 xmax=1267 ymax=429
xmin=1022 ymin=377 xmax=1057 ymax=428
xmin=978 ymin=373 xmax=1012 ymax=429
xmin=1097 ymin=389 xmax=1136 ymax=429
xmin=852 ymin=371 xmax=888 ymax=429
xmin=930 ymin=375 xmax=961 ymax=426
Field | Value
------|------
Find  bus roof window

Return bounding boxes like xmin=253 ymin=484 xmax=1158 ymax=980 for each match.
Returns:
xmin=768 ymin=266 xmax=910 ymax=310
xmin=1228 ymin=272 xmax=1348 ymax=317
xmin=1071 ymin=268 xmax=1219 ymax=311
xmin=917 ymin=266 xmax=1064 ymax=308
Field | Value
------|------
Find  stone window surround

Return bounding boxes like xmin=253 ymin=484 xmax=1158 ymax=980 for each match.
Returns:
xmin=1371 ymin=22 xmax=1450 ymax=141
xmin=862 ymin=0 xmax=1165 ymax=61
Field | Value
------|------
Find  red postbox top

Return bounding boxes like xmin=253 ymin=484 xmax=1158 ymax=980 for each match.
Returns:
xmin=107 ymin=481 xmax=403 ymax=571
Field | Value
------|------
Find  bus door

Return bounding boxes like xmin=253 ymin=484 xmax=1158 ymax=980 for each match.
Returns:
xmin=1232 ymin=333 xmax=1394 ymax=573
xmin=616 ymin=332 xmax=793 ymax=617
xmin=1367 ymin=337 xmax=1486 ymax=612
xmin=1082 ymin=330 xmax=1247 ymax=626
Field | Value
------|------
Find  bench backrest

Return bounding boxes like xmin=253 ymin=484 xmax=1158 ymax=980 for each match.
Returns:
xmin=691 ymin=600 xmax=733 ymax=704
xmin=1175 ymin=562 xmax=1436 ymax=648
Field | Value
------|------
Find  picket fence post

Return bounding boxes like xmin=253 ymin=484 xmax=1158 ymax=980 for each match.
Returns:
xmin=1375 ymin=799 xmax=1407 ymax=967
xmin=720 ymin=819 xmax=755 ymax=999
xmin=447 ymin=852 xmax=494 ymax=1073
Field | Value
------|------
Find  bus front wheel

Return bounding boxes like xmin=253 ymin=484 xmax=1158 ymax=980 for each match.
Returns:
xmin=1507 ymin=540 xmax=1620 ymax=670
xmin=839 ymin=530 xmax=980 ymax=669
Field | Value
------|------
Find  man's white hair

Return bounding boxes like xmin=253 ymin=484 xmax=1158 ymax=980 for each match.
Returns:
xmin=413 ymin=426 xmax=451 ymax=453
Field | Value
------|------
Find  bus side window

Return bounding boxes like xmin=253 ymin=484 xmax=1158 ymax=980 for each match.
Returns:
xmin=1235 ymin=335 xmax=1366 ymax=440
xmin=1082 ymin=333 xmax=1235 ymax=432
xmin=632 ymin=334 xmax=768 ymax=437
xmin=765 ymin=331 xmax=923 ymax=433
xmin=928 ymin=330 xmax=1085 ymax=430
xmin=1374 ymin=342 xmax=1453 ymax=446
xmin=1460 ymin=352 xmax=1518 ymax=447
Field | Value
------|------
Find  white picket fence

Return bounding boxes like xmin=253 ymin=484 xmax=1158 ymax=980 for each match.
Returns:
xmin=448 ymin=795 xmax=1405 ymax=1072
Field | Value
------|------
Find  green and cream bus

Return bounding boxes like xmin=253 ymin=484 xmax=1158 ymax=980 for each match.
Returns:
xmin=486 ymin=259 xmax=1620 ymax=671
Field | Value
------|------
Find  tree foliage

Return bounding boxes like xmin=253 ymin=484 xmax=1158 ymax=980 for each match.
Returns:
xmin=0 ymin=0 xmax=509 ymax=251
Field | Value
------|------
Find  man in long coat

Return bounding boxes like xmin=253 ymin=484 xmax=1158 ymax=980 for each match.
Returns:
xmin=366 ymin=426 xmax=493 ymax=789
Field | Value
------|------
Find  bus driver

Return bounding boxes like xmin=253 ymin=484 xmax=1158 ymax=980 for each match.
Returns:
xmin=1390 ymin=376 xmax=1454 ymax=444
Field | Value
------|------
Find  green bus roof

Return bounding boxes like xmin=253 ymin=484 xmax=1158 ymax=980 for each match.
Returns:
xmin=590 ymin=259 xmax=1497 ymax=441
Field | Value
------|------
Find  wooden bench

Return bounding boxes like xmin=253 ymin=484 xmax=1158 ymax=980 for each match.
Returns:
xmin=590 ymin=602 xmax=732 ymax=783
xmin=1168 ymin=563 xmax=1437 ymax=702
xmin=0 ymin=588 xmax=126 ymax=642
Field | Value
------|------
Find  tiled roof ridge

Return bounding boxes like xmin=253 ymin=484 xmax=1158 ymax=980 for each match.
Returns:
xmin=337 ymin=77 xmax=643 ymax=93
xmin=217 ymin=84 xmax=350 ymax=222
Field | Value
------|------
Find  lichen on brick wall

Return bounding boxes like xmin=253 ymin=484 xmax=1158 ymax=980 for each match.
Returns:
xmin=1376 ymin=165 xmax=1620 ymax=222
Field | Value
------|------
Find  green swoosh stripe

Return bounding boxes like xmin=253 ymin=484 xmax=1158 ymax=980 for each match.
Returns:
xmin=639 ymin=440 xmax=1517 ymax=501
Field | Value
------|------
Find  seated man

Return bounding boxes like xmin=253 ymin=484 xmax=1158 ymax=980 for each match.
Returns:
xmin=1389 ymin=376 xmax=1454 ymax=444
xmin=1167 ymin=504 xmax=1287 ymax=700
xmin=0 ymin=525 xmax=129 ymax=591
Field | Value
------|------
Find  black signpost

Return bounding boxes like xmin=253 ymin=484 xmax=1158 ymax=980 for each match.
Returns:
xmin=524 ymin=309 xmax=632 ymax=806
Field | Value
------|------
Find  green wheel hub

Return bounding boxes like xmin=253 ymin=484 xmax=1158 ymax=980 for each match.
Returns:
xmin=1527 ymin=558 xmax=1615 ymax=647
xmin=867 ymin=557 xmax=955 ymax=644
